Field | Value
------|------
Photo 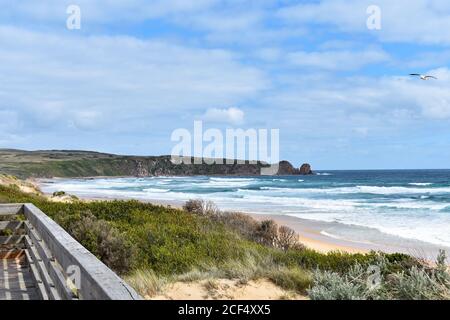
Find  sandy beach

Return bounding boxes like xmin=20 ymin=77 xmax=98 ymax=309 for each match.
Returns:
xmin=248 ymin=213 xmax=450 ymax=260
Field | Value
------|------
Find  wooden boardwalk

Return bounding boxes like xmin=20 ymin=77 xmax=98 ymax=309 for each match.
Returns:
xmin=1 ymin=255 xmax=40 ymax=300
xmin=0 ymin=204 xmax=141 ymax=300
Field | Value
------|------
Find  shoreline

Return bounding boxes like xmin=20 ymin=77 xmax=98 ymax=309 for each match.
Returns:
xmin=249 ymin=214 xmax=450 ymax=259
xmin=36 ymin=179 xmax=450 ymax=259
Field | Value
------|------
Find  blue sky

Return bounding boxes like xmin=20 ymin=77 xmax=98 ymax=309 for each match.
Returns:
xmin=1 ymin=0 xmax=450 ymax=169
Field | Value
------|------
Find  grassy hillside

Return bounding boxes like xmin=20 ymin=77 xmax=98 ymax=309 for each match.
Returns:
xmin=0 ymin=149 xmax=274 ymax=178
xmin=2 ymin=178 xmax=449 ymax=299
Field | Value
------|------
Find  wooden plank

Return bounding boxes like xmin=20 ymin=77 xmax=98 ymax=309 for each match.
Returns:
xmin=0 ymin=221 xmax=23 ymax=231
xmin=23 ymin=236 xmax=60 ymax=300
xmin=24 ymin=248 xmax=49 ymax=300
xmin=0 ymin=235 xmax=24 ymax=245
xmin=23 ymin=203 xmax=141 ymax=300
xmin=0 ymin=257 xmax=40 ymax=301
xmin=0 ymin=272 xmax=36 ymax=288
xmin=0 ymin=243 xmax=25 ymax=250
xmin=0 ymin=261 xmax=27 ymax=271
xmin=0 ymin=249 xmax=25 ymax=259
xmin=24 ymin=222 xmax=76 ymax=300
xmin=24 ymin=222 xmax=54 ymax=259
xmin=0 ymin=290 xmax=40 ymax=300
xmin=0 ymin=204 xmax=23 ymax=216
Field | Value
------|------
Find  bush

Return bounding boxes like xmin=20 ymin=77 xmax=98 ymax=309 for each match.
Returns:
xmin=308 ymin=253 xmax=450 ymax=300
xmin=268 ymin=267 xmax=312 ymax=293
xmin=277 ymin=226 xmax=301 ymax=251
xmin=58 ymin=211 xmax=134 ymax=274
xmin=52 ymin=191 xmax=66 ymax=197
xmin=183 ymin=201 xmax=306 ymax=252
xmin=183 ymin=199 xmax=219 ymax=216
xmin=255 ymin=220 xmax=278 ymax=247
xmin=308 ymin=270 xmax=367 ymax=300
xmin=215 ymin=212 xmax=259 ymax=240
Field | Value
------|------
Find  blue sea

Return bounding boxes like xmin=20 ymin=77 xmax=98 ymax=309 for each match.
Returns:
xmin=40 ymin=170 xmax=450 ymax=248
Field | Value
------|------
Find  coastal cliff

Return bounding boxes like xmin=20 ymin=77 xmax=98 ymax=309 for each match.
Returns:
xmin=0 ymin=149 xmax=312 ymax=178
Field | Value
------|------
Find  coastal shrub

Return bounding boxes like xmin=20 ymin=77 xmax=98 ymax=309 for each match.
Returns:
xmin=273 ymin=248 xmax=416 ymax=274
xmin=308 ymin=270 xmax=368 ymax=300
xmin=277 ymin=226 xmax=302 ymax=251
xmin=183 ymin=199 xmax=203 ymax=214
xmin=268 ymin=267 xmax=312 ymax=293
xmin=391 ymin=267 xmax=442 ymax=299
xmin=388 ymin=252 xmax=449 ymax=300
xmin=184 ymin=201 xmax=305 ymax=252
xmin=214 ymin=212 xmax=259 ymax=240
xmin=57 ymin=211 xmax=134 ymax=274
xmin=308 ymin=252 xmax=450 ymax=300
xmin=52 ymin=191 xmax=66 ymax=197
xmin=255 ymin=220 xmax=279 ymax=247
xmin=183 ymin=199 xmax=219 ymax=216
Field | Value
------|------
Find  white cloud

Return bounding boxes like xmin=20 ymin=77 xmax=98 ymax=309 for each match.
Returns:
xmin=259 ymin=67 xmax=450 ymax=132
xmin=288 ymin=48 xmax=390 ymax=71
xmin=0 ymin=0 xmax=218 ymax=24
xmin=2 ymin=1 xmax=450 ymax=167
xmin=202 ymin=107 xmax=245 ymax=125
xmin=0 ymin=26 xmax=267 ymax=138
xmin=70 ymin=111 xmax=103 ymax=130
xmin=278 ymin=0 xmax=450 ymax=45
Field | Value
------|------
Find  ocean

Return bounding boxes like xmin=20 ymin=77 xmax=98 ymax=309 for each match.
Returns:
xmin=40 ymin=170 xmax=450 ymax=249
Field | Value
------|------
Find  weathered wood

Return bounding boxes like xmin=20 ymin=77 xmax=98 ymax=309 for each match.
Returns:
xmin=0 ymin=235 xmax=24 ymax=245
xmin=0 ymin=243 xmax=25 ymax=250
xmin=0 ymin=256 xmax=40 ymax=301
xmin=24 ymin=224 xmax=76 ymax=300
xmin=0 ymin=249 xmax=25 ymax=259
xmin=0 ymin=290 xmax=40 ymax=300
xmin=23 ymin=203 xmax=141 ymax=300
xmin=0 ymin=204 xmax=23 ymax=216
xmin=0 ymin=221 xmax=23 ymax=231
xmin=24 ymin=248 xmax=48 ymax=300
xmin=24 ymin=235 xmax=60 ymax=300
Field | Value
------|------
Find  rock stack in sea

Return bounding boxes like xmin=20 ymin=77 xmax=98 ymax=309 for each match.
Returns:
xmin=299 ymin=163 xmax=313 ymax=175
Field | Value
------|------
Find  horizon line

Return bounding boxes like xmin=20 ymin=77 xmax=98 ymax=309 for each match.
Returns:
xmin=1 ymin=147 xmax=449 ymax=171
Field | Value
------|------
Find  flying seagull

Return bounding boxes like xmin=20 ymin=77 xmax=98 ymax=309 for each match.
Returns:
xmin=409 ymin=73 xmax=437 ymax=80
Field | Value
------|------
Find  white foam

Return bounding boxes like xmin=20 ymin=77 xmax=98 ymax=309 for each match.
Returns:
xmin=354 ymin=185 xmax=450 ymax=195
xmin=143 ymin=188 xmax=169 ymax=193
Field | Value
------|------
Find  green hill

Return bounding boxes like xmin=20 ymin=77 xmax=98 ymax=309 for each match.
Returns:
xmin=0 ymin=149 xmax=282 ymax=178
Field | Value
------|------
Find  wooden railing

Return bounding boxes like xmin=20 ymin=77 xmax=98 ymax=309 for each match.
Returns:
xmin=0 ymin=203 xmax=141 ymax=300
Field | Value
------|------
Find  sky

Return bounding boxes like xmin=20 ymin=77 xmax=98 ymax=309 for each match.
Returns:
xmin=1 ymin=0 xmax=450 ymax=169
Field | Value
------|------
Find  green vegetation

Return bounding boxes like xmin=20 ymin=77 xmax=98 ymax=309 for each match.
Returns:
xmin=1 ymin=181 xmax=448 ymax=299
xmin=308 ymin=251 xmax=450 ymax=300
xmin=0 ymin=149 xmax=269 ymax=178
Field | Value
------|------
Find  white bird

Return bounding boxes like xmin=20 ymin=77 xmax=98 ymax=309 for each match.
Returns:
xmin=409 ymin=73 xmax=437 ymax=80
